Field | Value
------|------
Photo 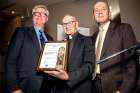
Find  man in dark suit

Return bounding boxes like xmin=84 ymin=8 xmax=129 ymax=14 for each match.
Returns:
xmin=40 ymin=14 xmax=95 ymax=93
xmin=92 ymin=1 xmax=138 ymax=93
xmin=6 ymin=4 xmax=53 ymax=93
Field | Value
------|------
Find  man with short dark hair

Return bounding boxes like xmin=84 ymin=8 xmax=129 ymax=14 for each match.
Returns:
xmin=92 ymin=1 xmax=137 ymax=93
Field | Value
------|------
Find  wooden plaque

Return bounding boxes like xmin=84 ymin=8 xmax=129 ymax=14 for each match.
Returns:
xmin=36 ymin=41 xmax=68 ymax=71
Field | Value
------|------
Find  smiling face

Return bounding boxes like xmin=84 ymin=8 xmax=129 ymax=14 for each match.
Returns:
xmin=93 ymin=1 xmax=111 ymax=24
xmin=32 ymin=7 xmax=48 ymax=28
xmin=62 ymin=15 xmax=78 ymax=35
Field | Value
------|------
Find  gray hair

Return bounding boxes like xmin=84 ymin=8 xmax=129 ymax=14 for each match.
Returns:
xmin=32 ymin=4 xmax=49 ymax=16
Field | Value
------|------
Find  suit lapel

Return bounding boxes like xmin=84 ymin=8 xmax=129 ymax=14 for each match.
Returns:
xmin=93 ymin=31 xmax=98 ymax=43
xmin=28 ymin=27 xmax=40 ymax=53
xmin=69 ymin=33 xmax=82 ymax=63
xmin=44 ymin=32 xmax=53 ymax=41
xmin=100 ymin=22 xmax=116 ymax=59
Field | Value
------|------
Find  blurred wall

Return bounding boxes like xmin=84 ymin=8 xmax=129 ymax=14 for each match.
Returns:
xmin=119 ymin=0 xmax=140 ymax=41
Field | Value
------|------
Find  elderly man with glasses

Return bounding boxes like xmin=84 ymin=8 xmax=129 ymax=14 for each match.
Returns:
xmin=40 ymin=14 xmax=95 ymax=93
xmin=6 ymin=4 xmax=53 ymax=93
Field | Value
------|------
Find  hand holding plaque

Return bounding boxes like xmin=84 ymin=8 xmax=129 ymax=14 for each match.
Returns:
xmin=36 ymin=41 xmax=68 ymax=71
xmin=44 ymin=68 xmax=69 ymax=80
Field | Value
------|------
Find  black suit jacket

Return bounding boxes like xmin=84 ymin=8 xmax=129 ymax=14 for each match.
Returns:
xmin=6 ymin=26 xmax=53 ymax=93
xmin=40 ymin=33 xmax=95 ymax=93
xmin=92 ymin=22 xmax=137 ymax=93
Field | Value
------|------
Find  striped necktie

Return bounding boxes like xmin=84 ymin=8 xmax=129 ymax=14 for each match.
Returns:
xmin=39 ymin=30 xmax=45 ymax=46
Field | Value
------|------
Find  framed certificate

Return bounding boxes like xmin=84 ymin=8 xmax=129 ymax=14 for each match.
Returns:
xmin=36 ymin=41 xmax=68 ymax=71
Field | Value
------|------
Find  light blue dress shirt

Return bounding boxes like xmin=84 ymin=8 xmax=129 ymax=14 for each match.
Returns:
xmin=34 ymin=26 xmax=48 ymax=47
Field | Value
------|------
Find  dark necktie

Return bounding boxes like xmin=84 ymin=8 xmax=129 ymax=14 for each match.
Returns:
xmin=39 ymin=30 xmax=45 ymax=46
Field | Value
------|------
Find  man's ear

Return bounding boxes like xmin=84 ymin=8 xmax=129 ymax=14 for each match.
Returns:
xmin=46 ymin=16 xmax=49 ymax=22
xmin=109 ymin=11 xmax=111 ymax=20
xmin=76 ymin=21 xmax=79 ymax=29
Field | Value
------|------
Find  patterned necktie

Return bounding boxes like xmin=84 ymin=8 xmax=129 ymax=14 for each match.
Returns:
xmin=39 ymin=30 xmax=45 ymax=46
xmin=92 ymin=27 xmax=104 ymax=79
xmin=96 ymin=28 xmax=104 ymax=61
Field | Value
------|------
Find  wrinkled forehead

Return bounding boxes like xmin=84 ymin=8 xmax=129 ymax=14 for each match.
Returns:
xmin=94 ymin=1 xmax=109 ymax=9
xmin=62 ymin=16 xmax=76 ymax=23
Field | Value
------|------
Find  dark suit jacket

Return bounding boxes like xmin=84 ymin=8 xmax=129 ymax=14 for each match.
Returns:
xmin=92 ymin=22 xmax=137 ymax=93
xmin=40 ymin=33 xmax=95 ymax=93
xmin=6 ymin=26 xmax=53 ymax=93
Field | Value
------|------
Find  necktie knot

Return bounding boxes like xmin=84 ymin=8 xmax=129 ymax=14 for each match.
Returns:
xmin=99 ymin=25 xmax=104 ymax=32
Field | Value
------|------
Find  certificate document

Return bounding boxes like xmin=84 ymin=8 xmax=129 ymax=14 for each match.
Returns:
xmin=37 ymin=41 xmax=68 ymax=71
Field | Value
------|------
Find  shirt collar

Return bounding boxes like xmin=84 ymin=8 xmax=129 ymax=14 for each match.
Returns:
xmin=68 ymin=32 xmax=78 ymax=40
xmin=99 ymin=21 xmax=110 ymax=31
xmin=33 ymin=25 xmax=48 ymax=41
xmin=34 ymin=25 xmax=44 ymax=30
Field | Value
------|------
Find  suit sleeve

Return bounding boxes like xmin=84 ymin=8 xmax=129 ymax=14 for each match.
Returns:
xmin=119 ymin=24 xmax=137 ymax=93
xmin=6 ymin=27 xmax=25 ymax=92
xmin=66 ymin=37 xmax=95 ymax=89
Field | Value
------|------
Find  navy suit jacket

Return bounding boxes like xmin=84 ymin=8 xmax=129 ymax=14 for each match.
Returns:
xmin=6 ymin=26 xmax=53 ymax=93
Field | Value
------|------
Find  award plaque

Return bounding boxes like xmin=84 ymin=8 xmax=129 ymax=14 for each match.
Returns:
xmin=36 ymin=41 xmax=68 ymax=71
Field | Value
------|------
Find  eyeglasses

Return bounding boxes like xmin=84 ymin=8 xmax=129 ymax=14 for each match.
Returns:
xmin=33 ymin=12 xmax=47 ymax=17
xmin=63 ymin=21 xmax=76 ymax=26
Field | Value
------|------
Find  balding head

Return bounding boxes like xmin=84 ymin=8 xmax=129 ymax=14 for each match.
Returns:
xmin=62 ymin=14 xmax=77 ymax=23
xmin=62 ymin=14 xmax=78 ymax=35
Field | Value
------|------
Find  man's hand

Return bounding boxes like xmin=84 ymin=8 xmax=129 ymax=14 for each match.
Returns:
xmin=44 ymin=68 xmax=69 ymax=80
xmin=115 ymin=90 xmax=121 ymax=93
xmin=12 ymin=89 xmax=23 ymax=93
